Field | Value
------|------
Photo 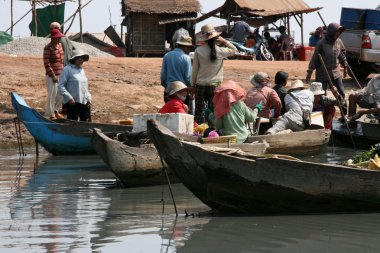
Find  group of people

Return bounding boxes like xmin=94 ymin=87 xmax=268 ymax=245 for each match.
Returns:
xmin=43 ymin=22 xmax=92 ymax=122
xmin=160 ymin=21 xmax=380 ymax=144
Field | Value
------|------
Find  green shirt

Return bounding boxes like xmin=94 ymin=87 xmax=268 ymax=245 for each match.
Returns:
xmin=214 ymin=100 xmax=258 ymax=143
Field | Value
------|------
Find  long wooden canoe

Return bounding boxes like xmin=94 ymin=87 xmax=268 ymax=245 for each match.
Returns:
xmin=147 ymin=119 xmax=380 ymax=215
xmin=11 ymin=92 xmax=132 ymax=155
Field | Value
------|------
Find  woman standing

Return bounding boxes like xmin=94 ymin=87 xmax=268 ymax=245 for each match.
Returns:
xmin=59 ymin=49 xmax=92 ymax=122
xmin=192 ymin=24 xmax=237 ymax=123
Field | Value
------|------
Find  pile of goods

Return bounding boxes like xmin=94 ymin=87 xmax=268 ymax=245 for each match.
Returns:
xmin=347 ymin=144 xmax=380 ymax=170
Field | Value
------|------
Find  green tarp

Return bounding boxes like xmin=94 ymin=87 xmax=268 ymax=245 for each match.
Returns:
xmin=29 ymin=3 xmax=65 ymax=37
xmin=0 ymin=31 xmax=13 ymax=46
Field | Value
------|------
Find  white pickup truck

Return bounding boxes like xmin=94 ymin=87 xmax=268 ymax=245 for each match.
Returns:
xmin=340 ymin=7 xmax=380 ymax=80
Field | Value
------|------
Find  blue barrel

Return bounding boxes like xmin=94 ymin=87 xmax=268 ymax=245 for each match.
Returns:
xmin=340 ymin=7 xmax=366 ymax=30
xmin=365 ymin=9 xmax=380 ymax=30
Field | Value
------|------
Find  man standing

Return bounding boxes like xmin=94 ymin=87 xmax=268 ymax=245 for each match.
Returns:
xmin=231 ymin=14 xmax=251 ymax=43
xmin=161 ymin=35 xmax=193 ymax=103
xmin=43 ymin=29 xmax=64 ymax=119
xmin=306 ymin=22 xmax=348 ymax=114
xmin=49 ymin=22 xmax=75 ymax=66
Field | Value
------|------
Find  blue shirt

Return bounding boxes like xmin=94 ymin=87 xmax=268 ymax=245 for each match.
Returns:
xmin=232 ymin=21 xmax=251 ymax=43
xmin=161 ymin=48 xmax=192 ymax=92
xmin=59 ymin=63 xmax=91 ymax=105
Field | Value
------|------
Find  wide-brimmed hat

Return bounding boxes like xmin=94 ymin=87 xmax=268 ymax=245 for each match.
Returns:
xmin=250 ymin=72 xmax=269 ymax=86
xmin=310 ymin=82 xmax=325 ymax=95
xmin=176 ymin=35 xmax=193 ymax=47
xmin=198 ymin=24 xmax=221 ymax=41
xmin=168 ymin=81 xmax=188 ymax=96
xmin=288 ymin=80 xmax=305 ymax=91
xmin=50 ymin=29 xmax=64 ymax=39
xmin=69 ymin=49 xmax=89 ymax=62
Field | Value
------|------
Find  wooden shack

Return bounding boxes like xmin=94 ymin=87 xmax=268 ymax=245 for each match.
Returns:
xmin=121 ymin=0 xmax=200 ymax=57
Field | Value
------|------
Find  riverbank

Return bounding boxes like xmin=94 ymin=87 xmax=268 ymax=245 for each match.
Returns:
xmin=0 ymin=54 xmax=362 ymax=146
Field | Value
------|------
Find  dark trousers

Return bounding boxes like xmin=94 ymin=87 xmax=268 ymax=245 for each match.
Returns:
xmin=66 ymin=102 xmax=91 ymax=122
xmin=194 ymin=85 xmax=216 ymax=123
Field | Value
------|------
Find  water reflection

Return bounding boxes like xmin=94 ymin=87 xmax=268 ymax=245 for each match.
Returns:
xmin=0 ymin=147 xmax=379 ymax=253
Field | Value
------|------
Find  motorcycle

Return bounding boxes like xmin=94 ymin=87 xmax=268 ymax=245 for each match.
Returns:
xmin=226 ymin=29 xmax=274 ymax=61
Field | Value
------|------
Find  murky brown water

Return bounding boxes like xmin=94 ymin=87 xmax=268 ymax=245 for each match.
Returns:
xmin=0 ymin=147 xmax=380 ymax=253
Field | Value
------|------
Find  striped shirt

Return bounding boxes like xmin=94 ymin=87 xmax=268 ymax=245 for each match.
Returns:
xmin=43 ymin=42 xmax=64 ymax=77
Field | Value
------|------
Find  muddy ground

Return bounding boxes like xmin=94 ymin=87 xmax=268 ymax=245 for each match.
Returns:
xmin=0 ymin=54 xmax=364 ymax=147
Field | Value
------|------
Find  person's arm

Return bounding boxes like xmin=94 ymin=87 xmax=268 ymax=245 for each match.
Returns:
xmin=43 ymin=46 xmax=56 ymax=81
xmin=191 ymin=51 xmax=199 ymax=86
xmin=352 ymin=106 xmax=380 ymax=120
xmin=306 ymin=42 xmax=322 ymax=82
xmin=184 ymin=55 xmax=192 ymax=86
xmin=58 ymin=68 xmax=74 ymax=103
xmin=242 ymin=101 xmax=259 ymax=123
xmin=338 ymin=40 xmax=348 ymax=77
xmin=216 ymin=37 xmax=237 ymax=58
xmin=269 ymin=90 xmax=283 ymax=118
xmin=160 ymin=57 xmax=167 ymax=87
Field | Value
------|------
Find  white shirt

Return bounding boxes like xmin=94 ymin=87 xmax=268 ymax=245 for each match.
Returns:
xmin=284 ymin=89 xmax=314 ymax=113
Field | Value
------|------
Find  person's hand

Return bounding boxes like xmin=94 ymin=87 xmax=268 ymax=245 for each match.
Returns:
xmin=69 ymin=99 xmax=75 ymax=105
xmin=53 ymin=76 xmax=58 ymax=83
xmin=306 ymin=73 xmax=312 ymax=83
xmin=216 ymin=36 xmax=227 ymax=45
xmin=86 ymin=101 xmax=91 ymax=108
xmin=184 ymin=104 xmax=189 ymax=113
xmin=343 ymin=66 xmax=348 ymax=78
xmin=331 ymin=86 xmax=339 ymax=97
xmin=255 ymin=102 xmax=263 ymax=112
xmin=352 ymin=111 xmax=364 ymax=120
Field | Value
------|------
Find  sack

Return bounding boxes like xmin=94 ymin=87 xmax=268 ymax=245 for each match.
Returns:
xmin=302 ymin=111 xmax=311 ymax=129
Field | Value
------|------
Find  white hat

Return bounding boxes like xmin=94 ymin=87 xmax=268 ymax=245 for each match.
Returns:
xmin=288 ymin=80 xmax=305 ymax=91
xmin=176 ymin=35 xmax=193 ymax=47
xmin=168 ymin=81 xmax=188 ymax=96
xmin=310 ymin=82 xmax=325 ymax=95
xmin=69 ymin=49 xmax=89 ymax=62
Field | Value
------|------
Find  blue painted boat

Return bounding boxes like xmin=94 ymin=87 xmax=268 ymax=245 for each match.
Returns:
xmin=11 ymin=92 xmax=132 ymax=155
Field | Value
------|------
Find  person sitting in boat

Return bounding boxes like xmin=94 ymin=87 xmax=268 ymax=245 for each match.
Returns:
xmin=347 ymin=74 xmax=380 ymax=127
xmin=244 ymin=72 xmax=282 ymax=118
xmin=311 ymin=82 xmax=344 ymax=129
xmin=209 ymin=80 xmax=261 ymax=143
xmin=159 ymin=81 xmax=190 ymax=114
xmin=266 ymin=80 xmax=314 ymax=134
xmin=273 ymin=70 xmax=289 ymax=115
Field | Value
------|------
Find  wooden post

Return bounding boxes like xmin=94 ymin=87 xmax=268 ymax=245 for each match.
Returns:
xmin=301 ymin=14 xmax=304 ymax=46
xmin=78 ymin=0 xmax=83 ymax=42
xmin=32 ymin=0 xmax=37 ymax=36
xmin=10 ymin=0 xmax=14 ymax=35
xmin=287 ymin=14 xmax=290 ymax=37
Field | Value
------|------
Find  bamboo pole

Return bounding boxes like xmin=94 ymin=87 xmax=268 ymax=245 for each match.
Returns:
xmin=78 ymin=0 xmax=83 ymax=42
xmin=301 ymin=14 xmax=304 ymax=46
xmin=32 ymin=0 xmax=37 ymax=36
xmin=10 ymin=0 xmax=14 ymax=35
xmin=6 ymin=9 xmax=32 ymax=33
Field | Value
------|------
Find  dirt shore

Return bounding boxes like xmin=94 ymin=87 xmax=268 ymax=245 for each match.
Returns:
xmin=0 ymin=54 xmax=361 ymax=147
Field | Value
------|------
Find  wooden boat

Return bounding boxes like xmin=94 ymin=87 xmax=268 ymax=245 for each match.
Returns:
xmin=11 ymin=92 xmax=132 ymax=155
xmin=331 ymin=119 xmax=380 ymax=148
xmin=246 ymin=128 xmax=331 ymax=155
xmin=147 ymin=119 xmax=380 ymax=215
xmin=91 ymin=128 xmax=178 ymax=187
xmin=91 ymin=128 xmax=268 ymax=187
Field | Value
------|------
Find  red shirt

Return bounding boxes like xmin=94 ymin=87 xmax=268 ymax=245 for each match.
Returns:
xmin=159 ymin=97 xmax=187 ymax=114
xmin=43 ymin=42 xmax=64 ymax=77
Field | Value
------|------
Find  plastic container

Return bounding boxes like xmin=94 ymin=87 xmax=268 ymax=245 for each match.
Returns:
xmin=296 ymin=46 xmax=315 ymax=61
xmin=365 ymin=9 xmax=380 ymax=30
xmin=133 ymin=113 xmax=194 ymax=134
xmin=340 ymin=7 xmax=366 ymax=30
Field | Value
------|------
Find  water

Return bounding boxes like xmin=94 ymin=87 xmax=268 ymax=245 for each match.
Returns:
xmin=0 ymin=147 xmax=380 ymax=253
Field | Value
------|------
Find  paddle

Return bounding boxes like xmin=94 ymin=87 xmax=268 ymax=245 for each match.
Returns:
xmin=317 ymin=53 xmax=356 ymax=150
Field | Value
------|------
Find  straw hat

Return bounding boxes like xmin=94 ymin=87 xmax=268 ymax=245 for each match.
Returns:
xmin=168 ymin=81 xmax=188 ymax=96
xmin=69 ymin=49 xmax=89 ymax=62
xmin=310 ymin=82 xmax=325 ymax=95
xmin=250 ymin=72 xmax=269 ymax=86
xmin=176 ymin=35 xmax=193 ymax=47
xmin=50 ymin=29 xmax=64 ymax=39
xmin=198 ymin=24 xmax=221 ymax=41
xmin=288 ymin=80 xmax=305 ymax=91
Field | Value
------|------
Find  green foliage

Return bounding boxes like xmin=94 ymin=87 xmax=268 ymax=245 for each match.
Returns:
xmin=353 ymin=143 xmax=380 ymax=164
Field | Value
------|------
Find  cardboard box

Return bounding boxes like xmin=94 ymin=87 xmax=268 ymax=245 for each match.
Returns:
xmin=133 ymin=113 xmax=194 ymax=134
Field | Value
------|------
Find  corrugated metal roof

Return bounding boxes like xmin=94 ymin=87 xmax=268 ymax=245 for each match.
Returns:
xmin=123 ymin=0 xmax=200 ymax=15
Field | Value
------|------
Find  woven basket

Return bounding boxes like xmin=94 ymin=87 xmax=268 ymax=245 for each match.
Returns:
xmin=202 ymin=135 xmax=237 ymax=144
